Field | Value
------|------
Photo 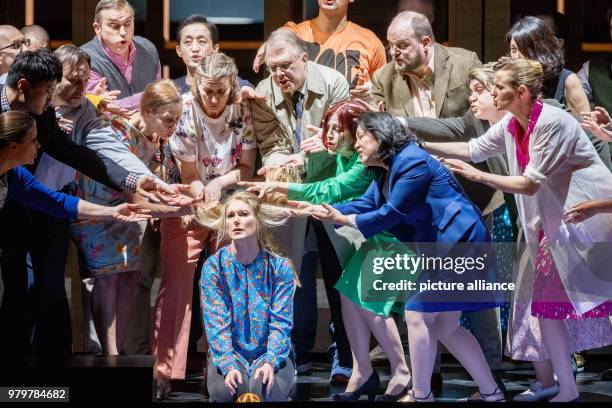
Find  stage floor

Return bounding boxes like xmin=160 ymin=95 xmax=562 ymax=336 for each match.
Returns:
xmin=161 ymin=354 xmax=612 ymax=403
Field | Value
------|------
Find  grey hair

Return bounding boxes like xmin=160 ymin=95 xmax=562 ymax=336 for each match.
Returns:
xmin=53 ymin=44 xmax=91 ymax=69
xmin=265 ymin=29 xmax=307 ymax=58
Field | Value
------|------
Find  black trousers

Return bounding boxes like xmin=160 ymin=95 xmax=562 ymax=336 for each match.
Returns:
xmin=0 ymin=201 xmax=72 ymax=365
xmin=310 ymin=219 xmax=352 ymax=368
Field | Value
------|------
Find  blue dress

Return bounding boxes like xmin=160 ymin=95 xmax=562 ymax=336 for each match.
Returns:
xmin=334 ymin=143 xmax=503 ymax=312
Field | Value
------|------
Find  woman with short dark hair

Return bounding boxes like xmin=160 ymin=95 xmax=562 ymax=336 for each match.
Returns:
xmin=312 ymin=111 xmax=505 ymax=402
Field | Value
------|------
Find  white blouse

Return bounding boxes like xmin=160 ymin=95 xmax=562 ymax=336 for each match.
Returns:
xmin=169 ymin=94 xmax=256 ymax=184
xmin=468 ymin=104 xmax=612 ymax=314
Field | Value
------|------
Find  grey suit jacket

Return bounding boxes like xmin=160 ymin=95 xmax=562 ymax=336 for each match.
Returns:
xmin=371 ymin=43 xmax=482 ymax=119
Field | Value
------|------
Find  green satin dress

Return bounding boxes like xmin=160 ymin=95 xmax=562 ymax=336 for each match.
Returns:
xmin=288 ymin=150 xmax=414 ymax=317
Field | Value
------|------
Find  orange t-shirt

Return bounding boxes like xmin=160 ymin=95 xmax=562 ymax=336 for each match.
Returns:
xmin=284 ymin=20 xmax=387 ymax=85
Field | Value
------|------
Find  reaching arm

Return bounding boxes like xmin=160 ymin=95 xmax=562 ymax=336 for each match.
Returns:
xmin=420 ymin=141 xmax=471 ymax=160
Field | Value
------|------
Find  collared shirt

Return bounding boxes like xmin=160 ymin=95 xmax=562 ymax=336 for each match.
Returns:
xmin=86 ymin=37 xmax=161 ymax=110
xmin=406 ymin=46 xmax=436 ymax=118
xmin=1 ymin=86 xmax=11 ymax=112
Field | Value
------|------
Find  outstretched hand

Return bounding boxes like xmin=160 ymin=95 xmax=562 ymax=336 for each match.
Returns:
xmin=311 ymin=203 xmax=349 ymax=225
xmin=440 ymin=158 xmax=484 ymax=182
xmin=112 ymin=203 xmax=152 ymax=222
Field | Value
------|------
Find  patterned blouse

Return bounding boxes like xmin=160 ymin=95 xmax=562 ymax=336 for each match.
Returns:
xmin=201 ymin=246 xmax=295 ymax=376
xmin=169 ymin=95 xmax=256 ymax=184
xmin=72 ymin=117 xmax=180 ymax=204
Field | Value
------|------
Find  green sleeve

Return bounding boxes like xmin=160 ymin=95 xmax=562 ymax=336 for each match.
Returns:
xmin=287 ymin=155 xmax=373 ymax=205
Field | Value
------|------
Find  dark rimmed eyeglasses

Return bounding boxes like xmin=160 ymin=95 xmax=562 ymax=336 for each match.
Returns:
xmin=0 ymin=38 xmax=31 ymax=52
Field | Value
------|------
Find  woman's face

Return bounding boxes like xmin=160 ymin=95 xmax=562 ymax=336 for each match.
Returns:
xmin=225 ymin=199 xmax=257 ymax=241
xmin=196 ymin=75 xmax=232 ymax=119
xmin=354 ymin=125 xmax=381 ymax=167
xmin=509 ymin=38 xmax=524 ymax=59
xmin=11 ymin=124 xmax=40 ymax=166
xmin=468 ymin=79 xmax=497 ymax=121
xmin=143 ymin=103 xmax=182 ymax=141
xmin=491 ymin=70 xmax=519 ymax=112
xmin=325 ymin=113 xmax=347 ymax=151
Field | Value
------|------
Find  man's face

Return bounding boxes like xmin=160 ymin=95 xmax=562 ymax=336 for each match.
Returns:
xmin=176 ymin=23 xmax=219 ymax=70
xmin=0 ymin=28 xmax=27 ymax=73
xmin=93 ymin=7 xmax=135 ymax=55
xmin=20 ymin=79 xmax=56 ymax=115
xmin=317 ymin=0 xmax=354 ymax=12
xmin=387 ymin=22 xmax=429 ymax=75
xmin=265 ymin=46 xmax=308 ymax=94
xmin=54 ymin=61 xmax=90 ymax=108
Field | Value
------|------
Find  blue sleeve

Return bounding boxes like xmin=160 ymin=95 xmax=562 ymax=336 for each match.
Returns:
xmin=201 ymin=256 xmax=239 ymax=376
xmin=7 ymin=167 xmax=79 ymax=220
xmin=354 ymin=159 xmax=432 ymax=239
xmin=237 ymin=76 xmax=253 ymax=89
xmin=264 ymin=257 xmax=295 ymax=371
xmin=333 ymin=179 xmax=379 ymax=215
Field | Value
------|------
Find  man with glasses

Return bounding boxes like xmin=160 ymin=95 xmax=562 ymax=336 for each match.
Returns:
xmin=81 ymin=0 xmax=160 ymax=111
xmin=0 ymin=25 xmax=28 ymax=77
xmin=250 ymin=29 xmax=353 ymax=385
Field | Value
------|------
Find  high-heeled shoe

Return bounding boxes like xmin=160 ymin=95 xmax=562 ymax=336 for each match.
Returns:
xmin=400 ymin=389 xmax=435 ymax=402
xmin=457 ymin=388 xmax=505 ymax=402
xmin=375 ymin=378 xmax=412 ymax=402
xmin=331 ymin=370 xmax=380 ymax=402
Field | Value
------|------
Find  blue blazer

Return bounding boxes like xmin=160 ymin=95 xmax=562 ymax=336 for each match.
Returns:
xmin=334 ymin=142 xmax=489 ymax=244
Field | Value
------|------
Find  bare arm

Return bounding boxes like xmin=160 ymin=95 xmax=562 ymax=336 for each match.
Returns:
xmin=564 ymin=73 xmax=591 ymax=115
xmin=421 ymin=141 xmax=471 ymax=161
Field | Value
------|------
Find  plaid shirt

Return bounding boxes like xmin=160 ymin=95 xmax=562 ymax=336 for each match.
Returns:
xmin=1 ymin=86 xmax=11 ymax=112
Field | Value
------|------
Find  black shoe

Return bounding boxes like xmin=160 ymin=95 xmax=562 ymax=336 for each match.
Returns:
xmin=375 ymin=379 xmax=412 ymax=402
xmin=331 ymin=370 xmax=380 ymax=402
xmin=602 ymin=368 xmax=612 ymax=381
xmin=431 ymin=372 xmax=443 ymax=395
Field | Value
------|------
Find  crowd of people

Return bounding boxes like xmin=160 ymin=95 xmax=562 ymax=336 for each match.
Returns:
xmin=1 ymin=0 xmax=611 ymax=403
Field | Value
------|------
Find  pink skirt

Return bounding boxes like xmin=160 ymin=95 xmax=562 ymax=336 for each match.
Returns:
xmin=531 ymin=233 xmax=612 ymax=319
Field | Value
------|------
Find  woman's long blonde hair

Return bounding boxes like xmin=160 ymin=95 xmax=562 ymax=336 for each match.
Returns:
xmin=194 ymin=191 xmax=300 ymax=285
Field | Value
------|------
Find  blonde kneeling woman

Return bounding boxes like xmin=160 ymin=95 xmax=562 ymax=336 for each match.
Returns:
xmin=153 ymin=52 xmax=256 ymax=396
xmin=195 ymin=191 xmax=297 ymax=402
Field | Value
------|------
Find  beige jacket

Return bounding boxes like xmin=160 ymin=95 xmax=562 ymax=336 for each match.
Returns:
xmin=371 ymin=43 xmax=481 ymax=119
xmin=251 ymin=61 xmax=349 ymax=182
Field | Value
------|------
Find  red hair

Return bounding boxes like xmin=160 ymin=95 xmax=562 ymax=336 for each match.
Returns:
xmin=321 ymin=99 xmax=361 ymax=150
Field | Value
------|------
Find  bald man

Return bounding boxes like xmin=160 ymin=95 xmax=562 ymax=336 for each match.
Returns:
xmin=397 ymin=0 xmax=435 ymax=24
xmin=21 ymin=24 xmax=50 ymax=51
xmin=0 ymin=25 xmax=27 ymax=75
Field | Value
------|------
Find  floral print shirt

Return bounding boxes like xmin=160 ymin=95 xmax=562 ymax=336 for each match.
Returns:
xmin=169 ymin=95 xmax=256 ymax=184
xmin=201 ymin=246 xmax=295 ymax=376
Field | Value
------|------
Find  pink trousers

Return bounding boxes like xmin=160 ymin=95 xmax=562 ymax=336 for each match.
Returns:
xmin=152 ymin=217 xmax=208 ymax=381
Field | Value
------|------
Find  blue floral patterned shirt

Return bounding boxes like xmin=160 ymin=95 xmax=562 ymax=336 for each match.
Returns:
xmin=201 ymin=246 xmax=295 ymax=376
